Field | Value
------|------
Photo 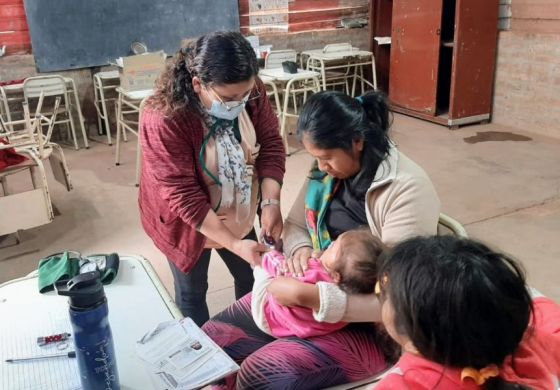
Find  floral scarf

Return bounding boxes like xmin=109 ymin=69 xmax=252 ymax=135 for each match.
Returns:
xmin=204 ymin=116 xmax=251 ymax=223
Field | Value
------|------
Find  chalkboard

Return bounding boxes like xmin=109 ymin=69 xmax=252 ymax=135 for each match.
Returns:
xmin=23 ymin=0 xmax=240 ymax=72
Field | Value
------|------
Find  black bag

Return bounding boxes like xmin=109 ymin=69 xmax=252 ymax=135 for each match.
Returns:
xmin=282 ymin=61 xmax=298 ymax=74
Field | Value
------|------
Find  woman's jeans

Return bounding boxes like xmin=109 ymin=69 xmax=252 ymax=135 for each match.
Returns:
xmin=168 ymin=230 xmax=256 ymax=327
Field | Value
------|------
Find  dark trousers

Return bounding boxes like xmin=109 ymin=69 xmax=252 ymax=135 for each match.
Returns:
xmin=168 ymin=230 xmax=256 ymax=327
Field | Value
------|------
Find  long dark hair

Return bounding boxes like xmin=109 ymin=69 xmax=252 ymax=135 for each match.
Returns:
xmin=377 ymin=236 xmax=533 ymax=389
xmin=150 ymin=31 xmax=259 ymax=115
xmin=297 ymin=90 xmax=392 ymax=179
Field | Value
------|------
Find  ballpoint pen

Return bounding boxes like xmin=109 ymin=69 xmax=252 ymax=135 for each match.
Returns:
xmin=5 ymin=351 xmax=76 ymax=363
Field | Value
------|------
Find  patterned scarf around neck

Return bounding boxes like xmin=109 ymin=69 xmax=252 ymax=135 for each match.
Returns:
xmin=202 ymin=116 xmax=251 ymax=223
xmin=304 ymin=167 xmax=341 ymax=251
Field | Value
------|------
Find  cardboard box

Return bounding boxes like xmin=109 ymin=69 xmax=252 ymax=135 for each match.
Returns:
xmin=118 ymin=51 xmax=166 ymax=92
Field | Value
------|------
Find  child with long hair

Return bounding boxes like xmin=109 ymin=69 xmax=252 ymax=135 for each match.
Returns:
xmin=374 ymin=235 xmax=560 ymax=390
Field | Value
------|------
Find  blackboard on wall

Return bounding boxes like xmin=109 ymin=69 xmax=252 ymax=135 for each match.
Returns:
xmin=23 ymin=0 xmax=240 ymax=72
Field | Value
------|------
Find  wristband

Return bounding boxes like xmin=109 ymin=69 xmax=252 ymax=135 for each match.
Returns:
xmin=260 ymin=198 xmax=280 ymax=208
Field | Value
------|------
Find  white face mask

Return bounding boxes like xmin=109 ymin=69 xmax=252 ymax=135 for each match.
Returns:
xmin=206 ymin=99 xmax=246 ymax=121
xmin=205 ymin=87 xmax=250 ymax=121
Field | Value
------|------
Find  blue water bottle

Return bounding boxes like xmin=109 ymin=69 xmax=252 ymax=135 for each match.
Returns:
xmin=56 ymin=271 xmax=120 ymax=390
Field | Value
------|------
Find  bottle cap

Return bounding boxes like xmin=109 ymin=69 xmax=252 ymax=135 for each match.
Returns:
xmin=55 ymin=271 xmax=106 ymax=310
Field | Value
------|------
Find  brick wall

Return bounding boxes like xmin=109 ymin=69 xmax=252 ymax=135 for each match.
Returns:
xmin=0 ymin=0 xmax=31 ymax=55
xmin=240 ymin=0 xmax=368 ymax=34
xmin=240 ymin=0 xmax=370 ymax=52
xmin=259 ymin=27 xmax=369 ymax=53
xmin=492 ymin=0 xmax=560 ymax=138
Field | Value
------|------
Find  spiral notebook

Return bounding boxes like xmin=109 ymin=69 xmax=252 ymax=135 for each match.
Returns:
xmin=0 ymin=302 xmax=80 ymax=390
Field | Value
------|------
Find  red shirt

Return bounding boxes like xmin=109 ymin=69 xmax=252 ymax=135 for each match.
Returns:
xmin=376 ymin=298 xmax=560 ymax=390
xmin=138 ymin=78 xmax=285 ymax=272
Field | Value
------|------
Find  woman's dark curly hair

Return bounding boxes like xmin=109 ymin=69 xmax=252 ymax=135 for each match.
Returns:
xmin=149 ymin=31 xmax=259 ymax=116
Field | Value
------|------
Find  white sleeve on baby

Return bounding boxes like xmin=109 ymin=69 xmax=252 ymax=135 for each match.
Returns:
xmin=251 ymin=266 xmax=274 ymax=335
xmin=313 ymin=282 xmax=348 ymax=323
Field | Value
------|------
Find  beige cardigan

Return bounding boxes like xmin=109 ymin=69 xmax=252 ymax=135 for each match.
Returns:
xmin=284 ymin=144 xmax=440 ymax=254
xmin=282 ymin=144 xmax=441 ymax=322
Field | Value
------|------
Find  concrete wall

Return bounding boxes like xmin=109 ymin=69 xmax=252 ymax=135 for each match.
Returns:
xmin=492 ymin=0 xmax=560 ymax=138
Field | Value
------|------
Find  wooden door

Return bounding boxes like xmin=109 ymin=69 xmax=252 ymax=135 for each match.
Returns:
xmin=369 ymin=0 xmax=393 ymax=93
xmin=389 ymin=0 xmax=444 ymax=114
xmin=449 ymin=0 xmax=499 ymax=119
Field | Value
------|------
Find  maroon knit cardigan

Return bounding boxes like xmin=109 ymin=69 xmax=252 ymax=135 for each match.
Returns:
xmin=138 ymin=78 xmax=286 ymax=272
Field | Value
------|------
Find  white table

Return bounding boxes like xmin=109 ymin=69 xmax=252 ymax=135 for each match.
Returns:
xmin=0 ymin=77 xmax=89 ymax=149
xmin=114 ymin=87 xmax=153 ymax=186
xmin=301 ymin=48 xmax=377 ymax=96
xmin=258 ymin=68 xmax=321 ymax=154
xmin=0 ymin=255 xmax=181 ymax=390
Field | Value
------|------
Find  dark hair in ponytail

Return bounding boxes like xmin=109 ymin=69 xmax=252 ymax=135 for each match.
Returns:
xmin=150 ymin=31 xmax=259 ymax=115
xmin=377 ymin=236 xmax=533 ymax=390
xmin=296 ymin=90 xmax=392 ymax=175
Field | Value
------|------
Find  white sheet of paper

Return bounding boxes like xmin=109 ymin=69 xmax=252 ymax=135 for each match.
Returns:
xmin=374 ymin=36 xmax=392 ymax=45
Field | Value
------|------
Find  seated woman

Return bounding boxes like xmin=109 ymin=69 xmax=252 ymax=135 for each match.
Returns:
xmin=202 ymin=90 xmax=441 ymax=389
xmin=252 ymin=228 xmax=384 ymax=338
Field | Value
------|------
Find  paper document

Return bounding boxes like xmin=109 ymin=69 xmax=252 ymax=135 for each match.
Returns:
xmin=374 ymin=36 xmax=392 ymax=45
xmin=136 ymin=318 xmax=238 ymax=390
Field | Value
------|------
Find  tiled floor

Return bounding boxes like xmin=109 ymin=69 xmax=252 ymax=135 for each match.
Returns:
xmin=1 ymin=113 xmax=559 ymax=317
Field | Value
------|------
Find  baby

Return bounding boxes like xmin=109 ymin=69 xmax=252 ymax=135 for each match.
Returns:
xmin=251 ymin=228 xmax=384 ymax=338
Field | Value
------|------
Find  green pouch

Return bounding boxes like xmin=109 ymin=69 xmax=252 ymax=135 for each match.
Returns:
xmin=38 ymin=251 xmax=120 ymax=293
xmin=38 ymin=251 xmax=81 ymax=293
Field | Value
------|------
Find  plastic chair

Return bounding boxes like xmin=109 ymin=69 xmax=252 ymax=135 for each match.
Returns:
xmin=306 ymin=43 xmax=356 ymax=94
xmin=1 ymin=94 xmax=73 ymax=192
xmin=93 ymin=70 xmax=120 ymax=145
xmin=279 ymin=73 xmax=322 ymax=154
xmin=322 ymin=43 xmax=353 ymax=53
xmin=23 ymin=75 xmax=88 ymax=150
xmin=259 ymin=75 xmax=282 ymax=118
xmin=265 ymin=49 xmax=297 ymax=69
xmin=0 ymin=100 xmax=57 ymax=241
xmin=0 ymin=155 xmax=54 ymax=242
xmin=134 ymin=97 xmax=149 ymax=187
xmin=115 ymin=89 xmax=151 ymax=186
xmin=264 ymin=50 xmax=298 ymax=115
xmin=437 ymin=213 xmax=468 ymax=238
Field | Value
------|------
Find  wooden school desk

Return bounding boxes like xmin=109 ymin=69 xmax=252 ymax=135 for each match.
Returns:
xmin=0 ymin=255 xmax=181 ymax=390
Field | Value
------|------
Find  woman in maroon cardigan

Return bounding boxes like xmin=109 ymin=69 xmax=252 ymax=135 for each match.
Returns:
xmin=138 ymin=31 xmax=286 ymax=326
